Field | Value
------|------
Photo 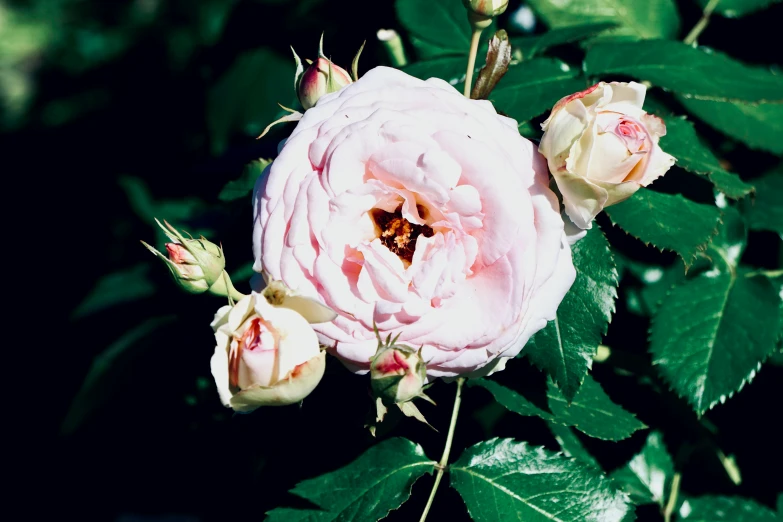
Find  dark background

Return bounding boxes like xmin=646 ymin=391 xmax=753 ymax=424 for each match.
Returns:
xmin=11 ymin=0 xmax=780 ymax=519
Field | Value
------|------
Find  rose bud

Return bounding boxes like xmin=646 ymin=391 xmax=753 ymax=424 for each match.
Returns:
xmin=370 ymin=339 xmax=427 ymax=405
xmin=463 ymin=0 xmax=509 ymax=24
xmin=539 ymin=81 xmax=676 ymax=229
xmin=210 ymin=293 xmax=326 ymax=412
xmin=294 ymin=35 xmax=352 ymax=111
xmin=141 ymin=219 xmax=226 ymax=294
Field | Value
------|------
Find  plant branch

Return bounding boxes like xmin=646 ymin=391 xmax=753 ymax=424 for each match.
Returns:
xmin=464 ymin=29 xmax=483 ymax=97
xmin=683 ymin=0 xmax=721 ymax=45
xmin=663 ymin=472 xmax=682 ymax=522
xmin=419 ymin=378 xmax=465 ymax=522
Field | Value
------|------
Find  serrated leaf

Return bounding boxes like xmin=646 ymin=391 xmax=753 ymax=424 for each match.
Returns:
xmin=739 ymin=168 xmax=783 ymax=235
xmin=611 ymin=431 xmax=674 ymax=507
xmin=585 ymin=41 xmax=783 ymax=103
xmin=548 ymin=423 xmax=601 ymax=469
xmin=470 ymin=375 xmax=646 ymax=441
xmin=219 ymin=158 xmax=272 ymax=202
xmin=679 ymin=496 xmax=778 ymax=521
xmin=526 ymin=0 xmax=680 ymax=40
xmin=395 ymin=0 xmax=470 ymax=58
xmin=72 ymin=264 xmax=155 ymax=319
xmin=265 ymin=437 xmax=435 ymax=522
xmin=450 ymin=438 xmax=634 ymax=522
xmin=696 ymin=0 xmax=782 ymax=18
xmin=605 ymin=189 xmax=721 ymax=267
xmin=491 ymin=58 xmax=586 ymax=123
xmin=650 ymin=263 xmax=781 ymax=415
xmin=511 ymin=22 xmax=618 ymax=59
xmin=661 ymin=117 xmax=753 ymax=198
xmin=207 ymin=48 xmax=293 ymax=155
xmin=525 ymin=226 xmax=618 ymax=400
xmin=678 ymin=97 xmax=783 ymax=155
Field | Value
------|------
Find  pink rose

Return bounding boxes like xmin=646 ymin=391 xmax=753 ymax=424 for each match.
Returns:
xmin=539 ymin=81 xmax=676 ymax=229
xmin=253 ymin=66 xmax=575 ymax=377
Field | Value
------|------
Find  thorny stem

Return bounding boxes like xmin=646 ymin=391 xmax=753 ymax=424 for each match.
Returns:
xmin=419 ymin=378 xmax=465 ymax=522
xmin=464 ymin=28 xmax=483 ymax=97
xmin=683 ymin=0 xmax=721 ymax=45
xmin=663 ymin=472 xmax=682 ymax=522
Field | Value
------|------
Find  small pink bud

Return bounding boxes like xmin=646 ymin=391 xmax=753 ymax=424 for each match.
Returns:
xmin=370 ymin=338 xmax=426 ymax=404
xmin=297 ymin=57 xmax=352 ymax=110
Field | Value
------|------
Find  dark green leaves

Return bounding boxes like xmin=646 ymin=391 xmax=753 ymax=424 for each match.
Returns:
xmin=611 ymin=431 xmax=675 ymax=507
xmin=395 ymin=0 xmax=470 ymax=58
xmin=548 ymin=423 xmax=600 ymax=468
xmin=605 ymin=189 xmax=721 ymax=267
xmin=491 ymin=58 xmax=585 ymax=123
xmin=512 ymin=22 xmax=617 ymax=59
xmin=585 ymin=41 xmax=783 ymax=102
xmin=403 ymin=56 xmax=467 ymax=84
xmin=265 ymin=438 xmax=435 ymax=521
xmin=679 ymin=496 xmax=778 ymax=521
xmin=525 ymin=226 xmax=618 ymax=400
xmin=739 ymin=168 xmax=783 ymax=234
xmin=660 ymin=117 xmax=753 ymax=198
xmin=526 ymin=0 xmax=680 ymax=40
xmin=696 ymin=0 xmax=782 ymax=18
xmin=678 ymin=98 xmax=783 ymax=155
xmin=72 ymin=264 xmax=155 ymax=319
xmin=650 ymin=261 xmax=782 ymax=415
xmin=219 ymin=158 xmax=272 ymax=202
xmin=450 ymin=439 xmax=634 ymax=522
xmin=470 ymin=376 xmax=645 ymax=441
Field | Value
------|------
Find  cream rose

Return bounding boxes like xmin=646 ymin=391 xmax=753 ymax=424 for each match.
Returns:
xmin=210 ymin=293 xmax=325 ymax=411
xmin=253 ymin=66 xmax=575 ymax=378
xmin=539 ymin=81 xmax=676 ymax=229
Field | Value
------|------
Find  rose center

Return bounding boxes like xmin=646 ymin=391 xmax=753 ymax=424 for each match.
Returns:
xmin=370 ymin=206 xmax=434 ymax=263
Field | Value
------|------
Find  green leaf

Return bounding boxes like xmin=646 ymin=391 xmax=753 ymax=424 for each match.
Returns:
xmin=739 ymin=168 xmax=783 ymax=235
xmin=450 ymin=438 xmax=634 ymax=522
xmin=265 ymin=437 xmax=435 ymax=521
xmin=395 ymin=0 xmax=470 ymax=58
xmin=585 ymin=41 xmax=783 ymax=103
xmin=219 ymin=158 xmax=272 ymax=202
xmin=403 ymin=56 xmax=467 ymax=84
xmin=491 ymin=58 xmax=586 ymax=123
xmin=696 ymin=0 xmax=782 ymax=18
xmin=605 ymin=189 xmax=721 ymax=267
xmin=777 ymin=493 xmax=782 ymax=515
xmin=661 ymin=116 xmax=753 ymax=198
xmin=679 ymin=496 xmax=778 ymax=521
xmin=678 ymin=97 xmax=783 ymax=155
xmin=511 ymin=22 xmax=618 ymax=59
xmin=207 ymin=48 xmax=293 ymax=155
xmin=526 ymin=0 xmax=680 ymax=40
xmin=548 ymin=423 xmax=601 ymax=469
xmin=61 ymin=316 xmax=176 ymax=434
xmin=611 ymin=431 xmax=674 ymax=507
xmin=525 ymin=226 xmax=618 ymax=400
xmin=650 ymin=262 xmax=782 ymax=415
xmin=470 ymin=375 xmax=646 ymax=441
xmin=72 ymin=264 xmax=156 ymax=319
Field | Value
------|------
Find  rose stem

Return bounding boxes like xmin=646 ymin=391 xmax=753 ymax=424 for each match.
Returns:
xmin=463 ymin=28 xmax=483 ymax=97
xmin=662 ymin=472 xmax=682 ymax=522
xmin=683 ymin=0 xmax=721 ymax=45
xmin=419 ymin=377 xmax=465 ymax=522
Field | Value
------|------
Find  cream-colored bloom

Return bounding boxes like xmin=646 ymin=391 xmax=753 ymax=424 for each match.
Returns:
xmin=539 ymin=81 xmax=676 ymax=229
xmin=210 ymin=293 xmax=325 ymax=412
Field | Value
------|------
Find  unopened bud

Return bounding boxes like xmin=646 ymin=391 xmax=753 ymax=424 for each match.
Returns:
xmin=293 ymin=34 xmax=352 ymax=110
xmin=463 ymin=0 xmax=509 ymax=27
xmin=370 ymin=337 xmax=426 ymax=404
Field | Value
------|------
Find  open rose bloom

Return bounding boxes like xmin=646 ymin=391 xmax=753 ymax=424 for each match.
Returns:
xmin=539 ymin=81 xmax=676 ymax=229
xmin=253 ymin=66 xmax=575 ymax=378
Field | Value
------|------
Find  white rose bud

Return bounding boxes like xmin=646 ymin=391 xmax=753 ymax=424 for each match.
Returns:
xmin=210 ymin=293 xmax=325 ymax=412
xmin=539 ymin=81 xmax=676 ymax=229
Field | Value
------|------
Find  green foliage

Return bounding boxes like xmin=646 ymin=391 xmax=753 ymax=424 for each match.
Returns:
xmin=490 ymin=59 xmax=586 ymax=123
xmin=678 ymin=496 xmax=778 ymax=521
xmin=739 ymin=167 xmax=783 ymax=234
xmin=585 ymin=41 xmax=783 ymax=102
xmin=72 ymin=264 xmax=155 ymax=319
xmin=526 ymin=0 xmax=680 ymax=40
xmin=403 ymin=56 xmax=468 ymax=84
xmin=265 ymin=438 xmax=435 ymax=521
xmin=525 ymin=226 xmax=618 ymax=400
xmin=678 ymin=97 xmax=783 ymax=155
xmin=511 ymin=22 xmax=618 ymax=59
xmin=548 ymin=423 xmax=601 ymax=469
xmin=696 ymin=0 xmax=782 ymax=18
xmin=219 ymin=158 xmax=273 ymax=202
xmin=606 ymin=189 xmax=722 ymax=267
xmin=660 ymin=116 xmax=754 ymax=198
xmin=470 ymin=376 xmax=646 ymax=440
xmin=611 ymin=431 xmax=675 ymax=507
xmin=450 ymin=439 xmax=634 ymax=522
xmin=395 ymin=0 xmax=471 ymax=58
xmin=650 ymin=213 xmax=782 ymax=414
